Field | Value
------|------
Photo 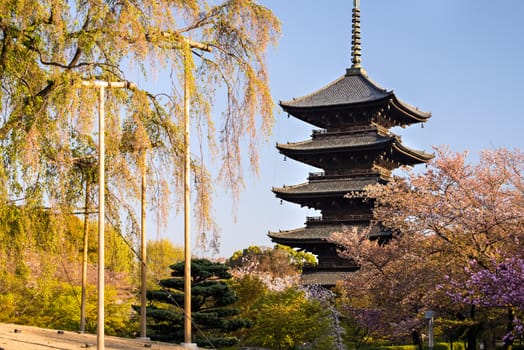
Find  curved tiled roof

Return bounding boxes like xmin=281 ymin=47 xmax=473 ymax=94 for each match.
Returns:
xmin=269 ymin=223 xmax=369 ymax=241
xmin=280 ymin=68 xmax=391 ymax=108
xmin=280 ymin=67 xmax=431 ymax=122
xmin=393 ymin=141 xmax=434 ymax=163
xmin=390 ymin=95 xmax=431 ymax=121
xmin=268 ymin=223 xmax=388 ymax=248
xmin=272 ymin=177 xmax=378 ymax=196
xmin=277 ymin=132 xmax=393 ymax=152
xmin=277 ymin=133 xmax=433 ymax=165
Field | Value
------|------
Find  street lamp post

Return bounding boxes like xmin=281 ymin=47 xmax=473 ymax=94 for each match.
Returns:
xmin=81 ymin=80 xmax=135 ymax=350
xmin=180 ymin=51 xmax=198 ymax=350
xmin=139 ymin=149 xmax=148 ymax=340
xmin=425 ymin=310 xmax=435 ymax=350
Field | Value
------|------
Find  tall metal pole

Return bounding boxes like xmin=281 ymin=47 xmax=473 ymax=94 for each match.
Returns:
xmin=139 ymin=150 xmax=148 ymax=338
xmin=182 ymin=52 xmax=195 ymax=348
xmin=80 ymin=180 xmax=90 ymax=333
xmin=97 ymin=85 xmax=106 ymax=350
xmin=81 ymin=80 xmax=134 ymax=350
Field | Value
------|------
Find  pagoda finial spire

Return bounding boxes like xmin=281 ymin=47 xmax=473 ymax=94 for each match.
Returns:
xmin=351 ymin=0 xmax=362 ymax=68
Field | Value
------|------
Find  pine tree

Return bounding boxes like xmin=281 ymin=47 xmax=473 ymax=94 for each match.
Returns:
xmin=144 ymin=258 xmax=250 ymax=348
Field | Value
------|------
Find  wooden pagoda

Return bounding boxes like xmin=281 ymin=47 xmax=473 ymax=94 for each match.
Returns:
xmin=269 ymin=2 xmax=433 ymax=286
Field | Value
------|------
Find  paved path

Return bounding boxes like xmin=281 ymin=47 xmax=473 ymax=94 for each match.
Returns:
xmin=0 ymin=323 xmax=190 ymax=350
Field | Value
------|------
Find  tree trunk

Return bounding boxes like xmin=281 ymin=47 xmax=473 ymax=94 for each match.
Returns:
xmin=466 ymin=305 xmax=477 ymax=350
xmin=502 ymin=308 xmax=515 ymax=350
xmin=412 ymin=330 xmax=423 ymax=350
xmin=483 ymin=322 xmax=496 ymax=350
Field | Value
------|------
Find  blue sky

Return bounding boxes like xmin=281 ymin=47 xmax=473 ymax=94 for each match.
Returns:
xmin=164 ymin=0 xmax=524 ymax=258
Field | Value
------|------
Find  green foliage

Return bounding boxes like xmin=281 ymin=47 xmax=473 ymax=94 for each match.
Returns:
xmin=0 ymin=277 xmax=135 ymax=336
xmin=365 ymin=346 xmax=416 ymax=350
xmin=433 ymin=344 xmax=465 ymax=350
xmin=242 ymin=287 xmax=334 ymax=350
xmin=101 ymin=225 xmax=135 ymax=274
xmin=145 ymin=239 xmax=184 ymax=288
xmin=364 ymin=343 xmax=466 ymax=350
xmin=230 ymin=275 xmax=268 ymax=314
xmin=170 ymin=258 xmax=233 ymax=282
xmin=275 ymin=244 xmax=318 ymax=269
xmin=144 ymin=259 xmax=250 ymax=348
xmin=0 ymin=204 xmax=136 ymax=336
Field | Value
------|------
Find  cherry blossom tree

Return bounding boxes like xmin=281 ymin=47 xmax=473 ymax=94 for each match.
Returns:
xmin=368 ymin=147 xmax=523 ymax=265
xmin=330 ymin=147 xmax=524 ymax=349
xmin=331 ymin=226 xmax=444 ymax=347
xmin=227 ymin=245 xmax=305 ymax=291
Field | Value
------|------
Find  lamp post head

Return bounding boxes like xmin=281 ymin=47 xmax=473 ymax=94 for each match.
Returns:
xmin=424 ymin=310 xmax=435 ymax=319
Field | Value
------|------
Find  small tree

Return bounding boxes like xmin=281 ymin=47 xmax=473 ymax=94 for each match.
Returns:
xmin=144 ymin=259 xmax=250 ymax=348
xmin=242 ymin=287 xmax=334 ymax=350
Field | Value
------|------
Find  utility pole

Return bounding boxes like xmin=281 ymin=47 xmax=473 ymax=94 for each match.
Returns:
xmin=80 ymin=180 xmax=90 ymax=333
xmin=181 ymin=50 xmax=198 ymax=349
xmin=139 ymin=149 xmax=148 ymax=339
xmin=174 ymin=35 xmax=210 ymax=350
xmin=81 ymin=80 xmax=135 ymax=350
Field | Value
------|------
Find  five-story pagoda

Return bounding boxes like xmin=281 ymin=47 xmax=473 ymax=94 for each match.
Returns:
xmin=269 ymin=1 xmax=433 ymax=286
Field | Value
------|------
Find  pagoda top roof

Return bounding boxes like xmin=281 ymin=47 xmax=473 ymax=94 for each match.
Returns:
xmin=280 ymin=67 xmax=389 ymax=108
xmin=280 ymin=67 xmax=430 ymax=121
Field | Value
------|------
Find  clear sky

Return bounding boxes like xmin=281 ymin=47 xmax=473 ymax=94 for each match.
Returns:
xmin=162 ymin=0 xmax=524 ymax=258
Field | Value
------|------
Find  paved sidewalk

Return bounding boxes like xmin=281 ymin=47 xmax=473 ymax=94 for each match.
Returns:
xmin=0 ymin=323 xmax=188 ymax=350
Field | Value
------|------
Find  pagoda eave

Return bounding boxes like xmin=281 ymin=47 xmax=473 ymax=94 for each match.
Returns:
xmin=392 ymin=141 xmax=434 ymax=164
xmin=390 ymin=96 xmax=431 ymax=123
xmin=269 ymin=223 xmax=383 ymax=242
xmin=273 ymin=190 xmax=362 ymax=206
xmin=272 ymin=179 xmax=376 ymax=198
xmin=276 ymin=135 xmax=394 ymax=154
xmin=269 ymin=235 xmax=322 ymax=247
xmin=280 ymin=96 xmax=430 ymax=130
xmin=280 ymin=94 xmax=391 ymax=113
xmin=269 ymin=225 xmax=344 ymax=242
